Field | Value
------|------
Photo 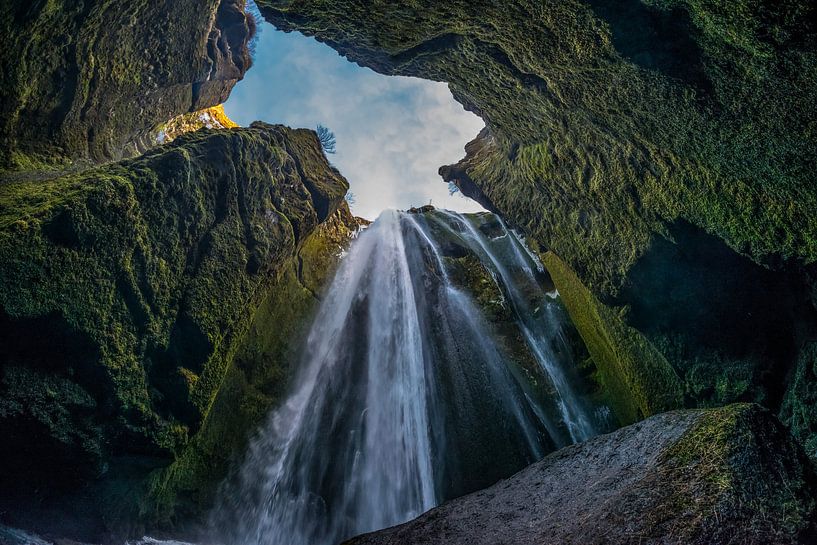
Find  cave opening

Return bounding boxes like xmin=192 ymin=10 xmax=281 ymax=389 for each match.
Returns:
xmin=223 ymin=6 xmax=486 ymax=220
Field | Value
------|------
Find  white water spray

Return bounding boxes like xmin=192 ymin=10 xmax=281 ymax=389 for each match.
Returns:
xmin=212 ymin=209 xmax=604 ymax=545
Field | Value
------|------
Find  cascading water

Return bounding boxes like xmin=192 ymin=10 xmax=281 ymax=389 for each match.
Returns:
xmin=431 ymin=210 xmax=599 ymax=442
xmin=212 ymin=209 xmax=607 ymax=545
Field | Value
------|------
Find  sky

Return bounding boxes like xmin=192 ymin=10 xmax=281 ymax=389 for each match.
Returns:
xmin=223 ymin=19 xmax=486 ymax=220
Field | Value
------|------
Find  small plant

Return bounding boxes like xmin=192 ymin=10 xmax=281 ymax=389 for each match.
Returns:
xmin=244 ymin=0 xmax=263 ymax=60
xmin=317 ymin=125 xmax=337 ymax=154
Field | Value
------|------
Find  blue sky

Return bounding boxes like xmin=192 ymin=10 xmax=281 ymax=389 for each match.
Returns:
xmin=223 ymin=21 xmax=486 ymax=220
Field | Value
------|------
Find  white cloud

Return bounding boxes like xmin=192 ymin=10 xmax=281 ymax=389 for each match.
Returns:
xmin=224 ymin=26 xmax=486 ymax=220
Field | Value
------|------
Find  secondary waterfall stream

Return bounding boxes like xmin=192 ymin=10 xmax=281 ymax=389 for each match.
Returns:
xmin=212 ymin=209 xmax=608 ymax=545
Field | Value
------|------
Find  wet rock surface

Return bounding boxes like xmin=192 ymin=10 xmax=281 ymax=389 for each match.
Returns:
xmin=345 ymin=404 xmax=817 ymax=545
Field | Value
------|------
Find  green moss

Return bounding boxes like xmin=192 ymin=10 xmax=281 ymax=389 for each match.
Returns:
xmin=651 ymin=333 xmax=762 ymax=407
xmin=663 ymin=404 xmax=747 ymax=485
xmin=143 ymin=265 xmax=316 ymax=527
xmin=260 ymin=0 xmax=816 ymax=294
xmin=0 ymin=0 xmax=253 ymax=168
xmin=780 ymin=343 xmax=817 ymax=463
xmin=297 ymin=204 xmax=360 ymax=294
xmin=262 ymin=0 xmax=817 ymax=450
xmin=444 ymin=253 xmax=510 ymax=323
xmin=143 ymin=203 xmax=359 ymax=529
xmin=0 ymin=365 xmax=103 ymax=472
xmin=542 ymin=251 xmax=682 ymax=424
xmin=656 ymin=404 xmax=817 ymax=541
xmin=0 ymin=124 xmax=349 ymax=532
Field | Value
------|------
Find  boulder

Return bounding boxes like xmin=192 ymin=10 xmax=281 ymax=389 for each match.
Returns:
xmin=345 ymin=404 xmax=817 ymax=545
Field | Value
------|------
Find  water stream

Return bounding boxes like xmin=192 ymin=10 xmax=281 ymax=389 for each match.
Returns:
xmin=210 ymin=209 xmax=606 ymax=545
xmin=431 ymin=210 xmax=597 ymax=442
xmin=0 ymin=210 xmax=607 ymax=545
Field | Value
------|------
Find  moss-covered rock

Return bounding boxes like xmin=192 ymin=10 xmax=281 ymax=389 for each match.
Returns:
xmin=0 ymin=122 xmax=350 ymax=539
xmin=543 ymin=251 xmax=682 ymax=424
xmin=143 ymin=205 xmax=360 ymax=532
xmin=260 ymin=0 xmax=817 ymax=446
xmin=261 ymin=0 xmax=816 ymax=286
xmin=297 ymin=204 xmax=365 ymax=295
xmin=0 ymin=0 xmax=254 ymax=169
xmin=781 ymin=343 xmax=817 ymax=462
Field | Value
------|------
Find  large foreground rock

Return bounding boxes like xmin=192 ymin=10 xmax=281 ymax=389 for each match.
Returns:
xmin=345 ymin=404 xmax=817 ymax=545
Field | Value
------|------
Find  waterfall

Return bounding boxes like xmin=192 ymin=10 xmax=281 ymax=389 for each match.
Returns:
xmin=212 ymin=209 xmax=605 ymax=545
xmin=432 ymin=210 xmax=598 ymax=442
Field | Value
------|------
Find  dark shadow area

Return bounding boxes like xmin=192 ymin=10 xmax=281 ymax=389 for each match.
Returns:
xmin=586 ymin=0 xmax=711 ymax=95
xmin=0 ymin=308 xmax=173 ymax=540
xmin=621 ymin=220 xmax=817 ymax=408
xmin=147 ymin=314 xmax=213 ymax=429
xmin=0 ymin=308 xmax=106 ymax=484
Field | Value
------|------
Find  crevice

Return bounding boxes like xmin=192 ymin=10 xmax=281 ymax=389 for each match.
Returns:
xmin=296 ymin=253 xmax=320 ymax=301
xmin=621 ymin=220 xmax=817 ymax=410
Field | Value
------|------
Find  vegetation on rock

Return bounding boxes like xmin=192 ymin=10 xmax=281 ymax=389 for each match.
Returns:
xmin=542 ymin=251 xmax=682 ymax=424
xmin=343 ymin=404 xmax=817 ymax=545
xmin=0 ymin=122 xmax=351 ymax=538
xmin=0 ymin=0 xmax=815 ymax=540
xmin=0 ymin=0 xmax=254 ymax=170
xmin=316 ymin=124 xmax=337 ymax=155
xmin=144 ymin=205 xmax=360 ymax=531
xmin=259 ymin=0 xmax=817 ymax=456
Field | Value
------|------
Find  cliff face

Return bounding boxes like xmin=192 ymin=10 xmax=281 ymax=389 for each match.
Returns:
xmin=258 ymin=0 xmax=817 ymax=450
xmin=145 ymin=204 xmax=361 ymax=533
xmin=0 ymin=0 xmax=253 ymax=169
xmin=260 ymin=0 xmax=816 ymax=280
xmin=0 ymin=123 xmax=354 ymax=539
xmin=0 ymin=0 xmax=815 ymax=540
xmin=344 ymin=404 xmax=817 ymax=545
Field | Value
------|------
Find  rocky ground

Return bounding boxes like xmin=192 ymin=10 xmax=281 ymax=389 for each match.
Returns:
xmin=345 ymin=404 xmax=817 ymax=545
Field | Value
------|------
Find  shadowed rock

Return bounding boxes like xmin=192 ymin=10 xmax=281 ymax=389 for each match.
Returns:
xmin=0 ymin=122 xmax=351 ymax=539
xmin=0 ymin=0 xmax=254 ymax=167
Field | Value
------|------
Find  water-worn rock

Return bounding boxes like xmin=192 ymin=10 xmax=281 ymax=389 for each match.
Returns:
xmin=258 ymin=0 xmax=817 ymax=451
xmin=0 ymin=0 xmax=254 ymax=168
xmin=344 ymin=404 xmax=817 ymax=545
xmin=0 ymin=122 xmax=351 ymax=539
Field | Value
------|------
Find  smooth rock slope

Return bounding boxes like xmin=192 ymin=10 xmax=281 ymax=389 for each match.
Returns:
xmin=345 ymin=404 xmax=817 ymax=545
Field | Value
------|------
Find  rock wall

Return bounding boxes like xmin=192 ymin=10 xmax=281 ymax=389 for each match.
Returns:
xmin=258 ymin=0 xmax=817 ymax=449
xmin=0 ymin=0 xmax=254 ymax=169
xmin=0 ymin=122 xmax=353 ymax=539
xmin=144 ymin=205 xmax=360 ymax=534
xmin=0 ymin=0 xmax=815 ymax=539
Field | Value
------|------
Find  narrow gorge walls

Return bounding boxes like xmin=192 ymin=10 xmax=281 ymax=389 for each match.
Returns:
xmin=0 ymin=123 xmax=354 ymax=538
xmin=0 ymin=0 xmax=816 ymax=541
xmin=258 ymin=0 xmax=817 ymax=448
xmin=0 ymin=0 xmax=254 ymax=168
